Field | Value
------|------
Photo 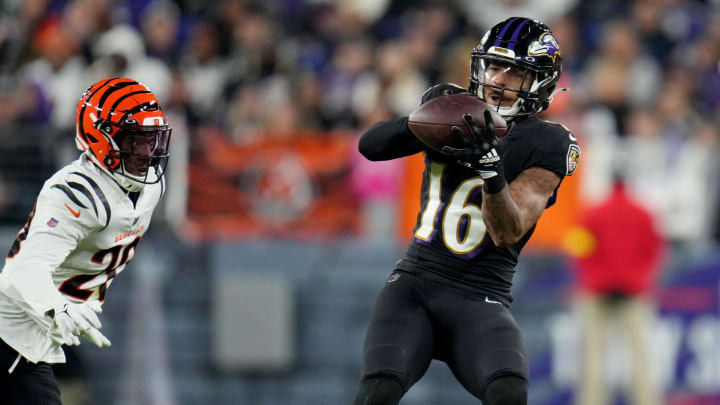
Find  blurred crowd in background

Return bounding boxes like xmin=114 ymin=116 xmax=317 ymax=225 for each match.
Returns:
xmin=1 ymin=0 xmax=719 ymax=249
xmin=1 ymin=1 xmax=720 ymax=404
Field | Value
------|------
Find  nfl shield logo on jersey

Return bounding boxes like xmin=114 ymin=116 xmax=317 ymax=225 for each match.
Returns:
xmin=387 ymin=272 xmax=401 ymax=283
xmin=47 ymin=217 xmax=59 ymax=228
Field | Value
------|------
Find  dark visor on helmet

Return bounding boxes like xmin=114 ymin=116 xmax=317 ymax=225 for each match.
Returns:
xmin=116 ymin=127 xmax=171 ymax=182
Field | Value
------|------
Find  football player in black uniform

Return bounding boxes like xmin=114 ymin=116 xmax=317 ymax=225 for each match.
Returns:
xmin=352 ymin=18 xmax=580 ymax=405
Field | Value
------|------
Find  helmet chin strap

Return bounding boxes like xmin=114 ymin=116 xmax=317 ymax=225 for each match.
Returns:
xmin=81 ymin=144 xmax=147 ymax=192
xmin=483 ymin=86 xmax=523 ymax=120
xmin=550 ymin=87 xmax=568 ymax=98
xmin=113 ymin=162 xmax=162 ymax=193
xmin=112 ymin=172 xmax=145 ymax=193
xmin=492 ymin=86 xmax=568 ymax=119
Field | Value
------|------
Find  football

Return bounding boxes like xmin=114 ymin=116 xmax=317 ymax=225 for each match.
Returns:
xmin=408 ymin=94 xmax=507 ymax=153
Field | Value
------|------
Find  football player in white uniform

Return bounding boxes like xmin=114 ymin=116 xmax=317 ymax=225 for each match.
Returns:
xmin=0 ymin=78 xmax=171 ymax=404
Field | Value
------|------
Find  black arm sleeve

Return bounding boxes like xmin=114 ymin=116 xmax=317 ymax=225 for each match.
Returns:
xmin=358 ymin=116 xmax=425 ymax=161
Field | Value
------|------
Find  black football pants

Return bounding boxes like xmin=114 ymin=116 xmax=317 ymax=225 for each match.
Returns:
xmin=355 ymin=271 xmax=528 ymax=403
xmin=0 ymin=338 xmax=62 ymax=405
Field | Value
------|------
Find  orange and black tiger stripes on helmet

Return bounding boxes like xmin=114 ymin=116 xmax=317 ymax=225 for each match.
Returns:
xmin=75 ymin=78 xmax=171 ymax=191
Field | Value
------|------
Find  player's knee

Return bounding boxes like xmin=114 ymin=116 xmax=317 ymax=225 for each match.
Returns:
xmin=363 ymin=344 xmax=407 ymax=377
xmin=482 ymin=375 xmax=527 ymax=405
xmin=352 ymin=375 xmax=403 ymax=405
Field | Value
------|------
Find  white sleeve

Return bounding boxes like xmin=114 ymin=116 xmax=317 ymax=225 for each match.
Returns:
xmin=3 ymin=185 xmax=97 ymax=318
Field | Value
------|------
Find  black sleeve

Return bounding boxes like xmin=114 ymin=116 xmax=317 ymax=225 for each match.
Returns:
xmin=358 ymin=117 xmax=425 ymax=161
xmin=525 ymin=123 xmax=579 ymax=179
xmin=502 ymin=118 xmax=581 ymax=208
xmin=505 ymin=119 xmax=578 ymax=180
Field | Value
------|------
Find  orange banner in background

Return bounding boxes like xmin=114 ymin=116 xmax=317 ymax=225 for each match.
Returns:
xmin=397 ymin=153 xmax=424 ymax=244
xmin=526 ymin=165 xmax=584 ymax=251
xmin=187 ymin=129 xmax=360 ymax=240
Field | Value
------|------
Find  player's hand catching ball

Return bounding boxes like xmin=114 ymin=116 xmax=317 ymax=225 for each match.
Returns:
xmin=420 ymin=83 xmax=470 ymax=105
xmin=442 ymin=110 xmax=509 ymax=193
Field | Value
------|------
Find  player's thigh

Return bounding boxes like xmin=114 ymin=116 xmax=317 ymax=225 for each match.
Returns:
xmin=445 ymin=300 xmax=528 ymax=399
xmin=0 ymin=340 xmax=61 ymax=405
xmin=12 ymin=362 xmax=62 ymax=405
xmin=361 ymin=272 xmax=434 ymax=390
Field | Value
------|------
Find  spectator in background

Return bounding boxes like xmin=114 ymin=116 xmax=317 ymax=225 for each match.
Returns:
xmin=0 ymin=0 xmax=51 ymax=73
xmin=630 ymin=0 xmax=677 ymax=63
xmin=321 ymin=37 xmax=374 ymax=128
xmin=89 ymin=24 xmax=171 ymax=102
xmin=22 ymin=20 xmax=86 ymax=129
xmin=364 ymin=38 xmax=428 ymax=116
xmin=178 ymin=21 xmax=227 ymax=123
xmin=140 ymin=0 xmax=182 ymax=65
xmin=226 ymin=9 xmax=279 ymax=84
xmin=564 ymin=175 xmax=665 ymax=405
xmin=582 ymin=19 xmax=661 ymax=136
xmin=459 ymin=0 xmax=579 ymax=33
xmin=62 ymin=0 xmax=114 ymax=51
xmin=623 ymin=100 xmax=719 ymax=250
xmin=226 ymin=84 xmax=267 ymax=144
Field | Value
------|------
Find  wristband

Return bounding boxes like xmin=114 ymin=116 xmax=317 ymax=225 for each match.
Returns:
xmin=482 ymin=174 xmax=507 ymax=194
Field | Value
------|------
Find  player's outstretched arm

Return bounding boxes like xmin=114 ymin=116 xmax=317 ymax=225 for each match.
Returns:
xmin=360 ymin=83 xmax=471 ymax=161
xmin=358 ymin=117 xmax=424 ymax=161
xmin=482 ymin=167 xmax=561 ymax=247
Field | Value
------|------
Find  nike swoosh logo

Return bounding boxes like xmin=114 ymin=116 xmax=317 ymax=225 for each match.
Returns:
xmin=569 ymin=133 xmax=577 ymax=142
xmin=64 ymin=203 xmax=81 ymax=218
xmin=485 ymin=297 xmax=502 ymax=305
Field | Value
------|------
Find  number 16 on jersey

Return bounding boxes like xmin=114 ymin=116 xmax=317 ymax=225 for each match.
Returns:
xmin=414 ymin=161 xmax=489 ymax=256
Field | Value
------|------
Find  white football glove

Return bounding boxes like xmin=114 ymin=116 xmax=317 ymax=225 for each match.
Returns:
xmin=51 ymin=301 xmax=111 ymax=348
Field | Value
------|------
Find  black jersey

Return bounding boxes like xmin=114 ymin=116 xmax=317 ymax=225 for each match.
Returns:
xmin=359 ymin=115 xmax=580 ymax=305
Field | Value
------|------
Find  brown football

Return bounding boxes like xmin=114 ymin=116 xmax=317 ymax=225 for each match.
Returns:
xmin=408 ymin=94 xmax=507 ymax=154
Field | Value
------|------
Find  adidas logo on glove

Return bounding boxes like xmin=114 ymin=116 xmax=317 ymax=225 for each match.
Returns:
xmin=478 ymin=149 xmax=500 ymax=164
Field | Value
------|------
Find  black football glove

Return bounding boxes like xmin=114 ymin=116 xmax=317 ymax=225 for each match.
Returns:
xmin=441 ymin=110 xmax=509 ymax=194
xmin=420 ymin=83 xmax=470 ymax=105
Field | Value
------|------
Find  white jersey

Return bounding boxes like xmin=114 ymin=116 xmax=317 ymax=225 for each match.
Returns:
xmin=0 ymin=155 xmax=164 ymax=363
